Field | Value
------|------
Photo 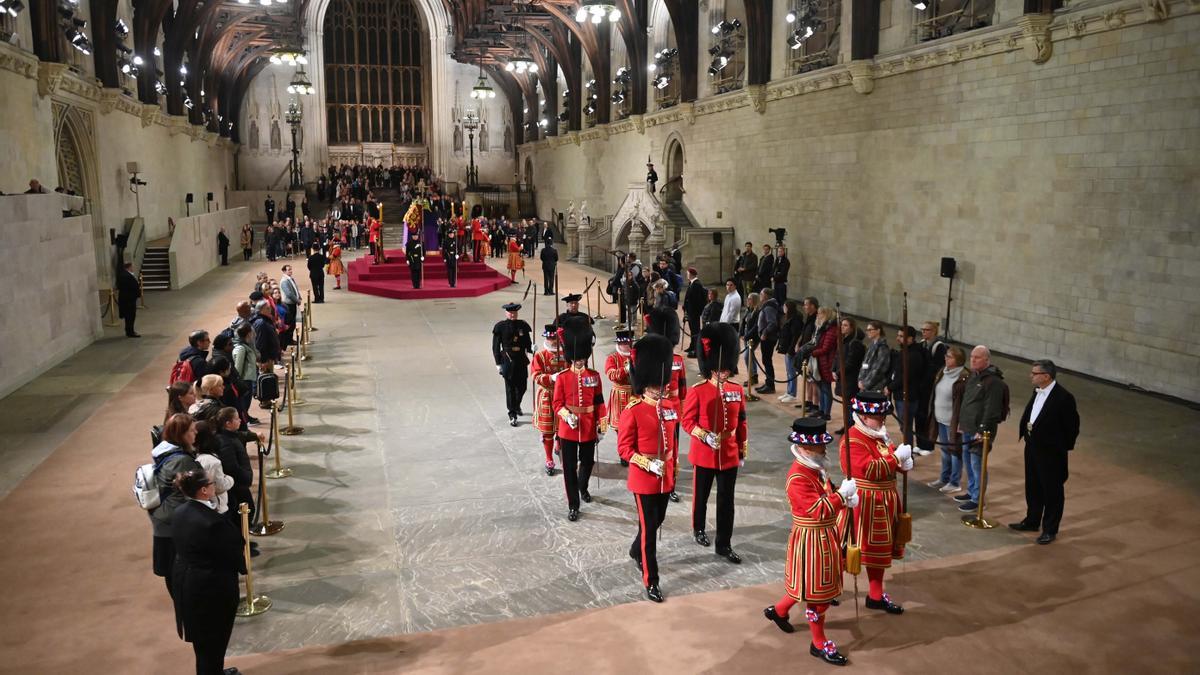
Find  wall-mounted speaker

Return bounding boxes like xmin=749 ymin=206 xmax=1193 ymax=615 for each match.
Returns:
xmin=712 ymin=232 xmax=722 ymax=245
xmin=940 ymin=257 xmax=957 ymax=278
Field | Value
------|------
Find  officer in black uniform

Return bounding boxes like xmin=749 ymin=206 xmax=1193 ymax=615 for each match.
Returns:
xmin=443 ymin=227 xmax=460 ymax=288
xmin=492 ymin=302 xmax=533 ymax=426
xmin=406 ymin=236 xmax=424 ymax=289
xmin=555 ymin=293 xmax=594 ymax=328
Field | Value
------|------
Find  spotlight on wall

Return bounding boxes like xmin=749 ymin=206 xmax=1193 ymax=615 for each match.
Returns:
xmin=1 ymin=0 xmax=26 ymax=17
xmin=910 ymin=0 xmax=928 ymax=8
xmin=711 ymin=19 xmax=742 ymax=36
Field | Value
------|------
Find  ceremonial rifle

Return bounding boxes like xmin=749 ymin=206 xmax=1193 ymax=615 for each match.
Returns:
xmin=898 ymin=293 xmax=913 ymax=546
xmin=835 ymin=303 xmax=862 ymax=613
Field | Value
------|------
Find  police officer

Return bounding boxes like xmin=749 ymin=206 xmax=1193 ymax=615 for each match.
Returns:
xmin=406 ymin=236 xmax=424 ymax=289
xmin=492 ymin=303 xmax=533 ymax=426
xmin=443 ymin=227 xmax=460 ymax=288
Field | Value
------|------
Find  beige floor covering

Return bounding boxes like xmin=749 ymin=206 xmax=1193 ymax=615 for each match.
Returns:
xmin=0 ymin=251 xmax=1197 ymax=674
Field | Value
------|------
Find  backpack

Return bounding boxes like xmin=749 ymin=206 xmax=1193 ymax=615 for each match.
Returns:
xmin=169 ymin=359 xmax=194 ymax=386
xmin=256 ymin=371 xmax=280 ymax=403
xmin=132 ymin=449 xmax=186 ymax=510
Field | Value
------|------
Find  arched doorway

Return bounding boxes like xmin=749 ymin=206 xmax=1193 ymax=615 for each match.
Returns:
xmin=663 ymin=138 xmax=684 ymax=203
xmin=55 ymin=120 xmax=86 ymax=197
xmin=523 ymin=157 xmax=533 ymax=189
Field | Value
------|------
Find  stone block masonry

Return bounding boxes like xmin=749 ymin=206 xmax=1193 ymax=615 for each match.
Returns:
xmin=521 ymin=3 xmax=1200 ymax=402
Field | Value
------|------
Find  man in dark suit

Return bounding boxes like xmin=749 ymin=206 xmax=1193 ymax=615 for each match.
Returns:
xmin=540 ymin=241 xmax=558 ymax=295
xmin=264 ymin=195 xmax=275 ymax=225
xmin=681 ymin=267 xmax=706 ymax=357
xmin=116 ymin=262 xmax=140 ymax=337
xmin=1010 ymin=359 xmax=1079 ymax=544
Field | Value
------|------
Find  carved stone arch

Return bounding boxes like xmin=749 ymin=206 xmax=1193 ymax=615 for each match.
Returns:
xmin=662 ymin=131 xmax=685 ymax=203
xmin=524 ymin=156 xmax=533 ymax=189
xmin=612 ymin=217 xmax=652 ymax=262
xmin=52 ymin=102 xmax=108 ymax=286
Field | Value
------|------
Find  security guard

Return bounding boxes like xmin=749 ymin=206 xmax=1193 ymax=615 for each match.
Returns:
xmin=492 ymin=303 xmax=533 ymax=426
xmin=406 ymin=236 xmax=424 ymax=289
xmin=443 ymin=227 xmax=460 ymax=288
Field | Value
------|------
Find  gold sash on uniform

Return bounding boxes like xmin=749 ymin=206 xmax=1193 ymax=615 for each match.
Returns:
xmin=792 ymin=516 xmax=837 ymax=528
xmin=855 ymin=479 xmax=896 ymax=491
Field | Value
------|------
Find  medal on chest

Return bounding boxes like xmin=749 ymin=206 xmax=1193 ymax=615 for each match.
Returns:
xmin=661 ymin=408 xmax=678 ymax=421
xmin=722 ymin=390 xmax=742 ymax=403
xmin=581 ymin=375 xmax=599 ymax=388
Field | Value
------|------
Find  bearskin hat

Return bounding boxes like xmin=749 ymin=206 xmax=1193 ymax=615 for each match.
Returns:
xmin=559 ymin=314 xmax=594 ymax=362
xmin=698 ymin=323 xmax=739 ymax=378
xmin=644 ymin=307 xmax=681 ymax=346
xmin=631 ymin=334 xmax=674 ymax=395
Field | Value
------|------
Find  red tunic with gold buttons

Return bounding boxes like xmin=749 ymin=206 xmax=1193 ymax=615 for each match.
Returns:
xmin=605 ymin=352 xmax=632 ymax=429
xmin=841 ymin=424 xmax=903 ymax=568
xmin=531 ymin=347 xmax=567 ymax=436
xmin=783 ymin=461 xmax=848 ymax=602
xmin=617 ymin=396 xmax=679 ymax=494
xmin=551 ymin=366 xmax=607 ymax=442
xmin=681 ymin=378 xmax=748 ymax=471
xmin=664 ymin=354 xmax=689 ymax=409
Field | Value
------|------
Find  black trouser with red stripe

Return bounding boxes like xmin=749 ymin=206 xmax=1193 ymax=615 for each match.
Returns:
xmin=560 ymin=439 xmax=596 ymax=510
xmin=631 ymin=492 xmax=670 ymax=586
xmin=693 ymin=465 xmax=739 ymax=550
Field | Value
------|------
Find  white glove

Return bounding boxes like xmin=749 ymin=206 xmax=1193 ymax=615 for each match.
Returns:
xmin=496 ymin=365 xmax=503 ymax=374
xmin=900 ymin=457 xmax=914 ymax=472
xmin=647 ymin=458 xmax=665 ymax=477
xmin=837 ymin=478 xmax=857 ymax=501
xmin=596 ymin=429 xmax=606 ymax=441
xmin=847 ymin=493 xmax=860 ymax=509
xmin=566 ymin=413 xmax=579 ymax=429
xmin=704 ymin=432 xmax=720 ymax=449
xmin=894 ymin=444 xmax=913 ymax=464
xmin=550 ymin=371 xmax=560 ymax=382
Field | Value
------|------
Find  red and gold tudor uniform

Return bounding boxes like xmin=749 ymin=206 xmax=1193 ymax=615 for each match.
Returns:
xmin=616 ymin=335 xmax=678 ymax=603
xmin=604 ymin=329 xmax=634 ymax=431
xmin=763 ymin=418 xmax=856 ymax=667
xmin=551 ymin=316 xmax=607 ymax=520
xmin=841 ymin=390 xmax=912 ymax=615
xmin=530 ymin=324 xmax=567 ymax=474
xmin=681 ymin=323 xmax=747 ymax=561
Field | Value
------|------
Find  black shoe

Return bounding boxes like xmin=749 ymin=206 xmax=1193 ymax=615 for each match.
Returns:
xmin=224 ymin=668 xmax=243 ymax=675
xmin=249 ymin=547 xmax=261 ymax=558
xmin=716 ymin=548 xmax=742 ymax=564
xmin=517 ymin=408 xmax=525 ymax=416
xmin=830 ymin=598 xmax=840 ymax=607
xmin=1037 ymin=532 xmax=1056 ymax=545
xmin=126 ymin=332 xmax=141 ymax=338
xmin=685 ymin=351 xmax=696 ymax=358
xmin=646 ymin=585 xmax=664 ymax=603
xmin=581 ymin=490 xmax=592 ymax=503
xmin=694 ymin=530 xmax=711 ymax=547
xmin=669 ymin=491 xmax=680 ymax=503
xmin=620 ymin=459 xmax=629 ymax=467
xmin=809 ymin=642 xmax=848 ymax=667
xmin=833 ymin=427 xmax=844 ymax=435
xmin=1009 ymin=521 xmax=1039 ymax=532
xmin=545 ymin=464 xmax=555 ymax=476
xmin=567 ymin=509 xmax=579 ymax=522
xmin=953 ymin=493 xmax=973 ymax=502
xmin=510 ymin=416 xmax=518 ymax=427
xmin=755 ymin=385 xmax=776 ymax=394
xmin=865 ymin=594 xmax=904 ymax=614
xmin=763 ymin=605 xmax=795 ymax=633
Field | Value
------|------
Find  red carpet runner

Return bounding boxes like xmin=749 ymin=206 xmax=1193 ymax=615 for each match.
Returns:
xmin=347 ymin=249 xmax=515 ymax=300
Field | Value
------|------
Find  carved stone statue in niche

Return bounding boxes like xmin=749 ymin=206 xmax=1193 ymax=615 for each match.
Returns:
xmin=479 ymin=118 xmax=489 ymax=152
xmin=270 ymin=120 xmax=282 ymax=151
xmin=503 ymin=121 xmax=513 ymax=153
xmin=249 ymin=120 xmax=260 ymax=150
xmin=454 ymin=123 xmax=463 ymax=152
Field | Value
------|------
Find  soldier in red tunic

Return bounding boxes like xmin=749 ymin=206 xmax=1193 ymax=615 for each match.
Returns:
xmin=682 ymin=323 xmax=747 ymax=563
xmin=763 ymin=417 xmax=859 ymax=667
xmin=551 ymin=316 xmax=608 ymax=521
xmin=531 ymin=324 xmax=567 ymax=476
xmin=842 ymin=390 xmax=914 ymax=614
xmin=644 ymin=307 xmax=688 ymax=503
xmin=617 ymin=334 xmax=678 ymax=603
xmin=605 ymin=327 xmax=635 ymax=466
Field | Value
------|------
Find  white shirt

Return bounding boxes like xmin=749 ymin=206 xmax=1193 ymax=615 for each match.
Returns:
xmin=1029 ymin=380 xmax=1056 ymax=426
xmin=720 ymin=291 xmax=742 ymax=323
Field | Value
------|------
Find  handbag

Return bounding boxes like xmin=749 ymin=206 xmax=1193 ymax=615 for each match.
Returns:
xmin=807 ymin=355 xmax=822 ymax=383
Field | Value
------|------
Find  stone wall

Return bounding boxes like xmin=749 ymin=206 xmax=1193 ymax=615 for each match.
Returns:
xmin=169 ymin=208 xmax=252 ymax=289
xmin=0 ymin=196 xmax=101 ymax=399
xmin=225 ymin=190 xmax=309 ymax=223
xmin=521 ymin=3 xmax=1200 ymax=401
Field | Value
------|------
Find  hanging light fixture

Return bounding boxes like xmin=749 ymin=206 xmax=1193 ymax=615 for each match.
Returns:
xmin=505 ymin=57 xmax=538 ymax=74
xmin=286 ymin=67 xmax=315 ymax=95
xmin=269 ymin=46 xmax=306 ymax=66
xmin=574 ymin=1 xmax=619 ymax=24
xmin=470 ymin=66 xmax=496 ymax=99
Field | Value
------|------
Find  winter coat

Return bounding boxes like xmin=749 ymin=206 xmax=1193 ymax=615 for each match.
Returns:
xmin=858 ymin=338 xmax=892 ymax=392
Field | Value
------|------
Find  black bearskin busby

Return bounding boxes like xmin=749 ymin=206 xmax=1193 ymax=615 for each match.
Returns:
xmin=631 ymin=334 xmax=674 ymax=395
xmin=559 ymin=314 xmax=594 ymax=362
xmin=697 ymin=323 xmax=739 ymax=378
xmin=644 ymin=307 xmax=681 ymax=346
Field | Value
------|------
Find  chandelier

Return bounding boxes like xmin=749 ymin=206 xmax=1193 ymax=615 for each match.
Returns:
xmin=470 ymin=70 xmax=495 ymax=99
xmin=504 ymin=58 xmax=539 ymax=74
xmin=269 ymin=47 xmax=307 ymax=66
xmin=574 ymin=1 xmax=619 ymax=24
xmin=286 ymin=67 xmax=314 ymax=95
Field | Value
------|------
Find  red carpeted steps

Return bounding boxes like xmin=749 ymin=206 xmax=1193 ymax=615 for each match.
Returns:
xmin=347 ymin=248 xmax=516 ymax=300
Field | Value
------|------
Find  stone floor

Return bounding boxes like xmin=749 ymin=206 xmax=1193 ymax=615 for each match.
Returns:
xmin=0 ymin=246 xmax=1197 ymax=673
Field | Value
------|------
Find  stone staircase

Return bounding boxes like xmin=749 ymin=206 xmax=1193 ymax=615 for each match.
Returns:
xmin=661 ymin=199 xmax=694 ymax=241
xmin=141 ymin=243 xmax=171 ymax=291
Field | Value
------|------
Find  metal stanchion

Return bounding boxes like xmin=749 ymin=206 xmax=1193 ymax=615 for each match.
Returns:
xmin=104 ymin=289 xmax=119 ymax=326
xmin=963 ymin=431 xmax=996 ymax=529
xmin=236 ymin=503 xmax=272 ymax=616
xmin=594 ymin=282 xmax=603 ymax=321
xmin=288 ymin=351 xmax=306 ymax=406
xmin=271 ymin=396 xmax=298 ymax=470
xmin=137 ymin=273 xmax=147 ymax=308
xmin=306 ymin=291 xmax=317 ymax=331
xmin=252 ymin=428 xmax=286 ymax=534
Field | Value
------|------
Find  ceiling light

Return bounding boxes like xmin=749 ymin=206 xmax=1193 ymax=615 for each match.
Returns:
xmin=153 ymin=46 xmax=161 ymax=56
xmin=911 ymin=0 xmax=927 ymax=8
xmin=470 ymin=70 xmax=495 ymax=99
xmin=786 ymin=10 xmax=797 ymax=23
xmin=287 ymin=67 xmax=315 ymax=95
xmin=577 ymin=2 xmax=619 ymax=24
